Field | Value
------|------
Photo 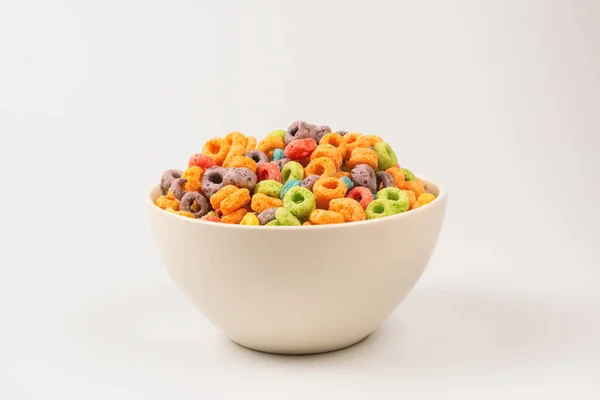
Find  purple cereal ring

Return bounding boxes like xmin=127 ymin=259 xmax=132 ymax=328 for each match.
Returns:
xmin=180 ymin=192 xmax=210 ymax=218
xmin=170 ymin=177 xmax=189 ymax=200
xmin=272 ymin=157 xmax=291 ymax=170
xmin=257 ymin=207 xmax=278 ymax=225
xmin=301 ymin=175 xmax=320 ymax=192
xmin=160 ymin=169 xmax=182 ymax=195
xmin=284 ymin=120 xmax=317 ymax=144
xmin=376 ymin=171 xmax=395 ymax=189
xmin=244 ymin=150 xmax=269 ymax=165
xmin=314 ymin=125 xmax=332 ymax=143
xmin=350 ymin=164 xmax=377 ymax=193
xmin=224 ymin=167 xmax=257 ymax=191
xmin=201 ymin=166 xmax=227 ymax=198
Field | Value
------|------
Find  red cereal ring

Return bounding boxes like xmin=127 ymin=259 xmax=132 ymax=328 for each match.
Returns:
xmin=256 ymin=162 xmax=282 ymax=182
xmin=189 ymin=153 xmax=217 ymax=169
xmin=345 ymin=186 xmax=374 ymax=210
xmin=284 ymin=138 xmax=317 ymax=161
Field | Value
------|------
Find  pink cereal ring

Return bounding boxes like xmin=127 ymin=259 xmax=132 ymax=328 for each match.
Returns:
xmin=200 ymin=215 xmax=221 ymax=222
xmin=284 ymin=138 xmax=317 ymax=161
xmin=346 ymin=186 xmax=374 ymax=210
xmin=189 ymin=153 xmax=217 ymax=169
xmin=256 ymin=162 xmax=282 ymax=182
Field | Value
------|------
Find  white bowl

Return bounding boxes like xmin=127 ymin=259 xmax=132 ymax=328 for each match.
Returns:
xmin=146 ymin=178 xmax=447 ymax=355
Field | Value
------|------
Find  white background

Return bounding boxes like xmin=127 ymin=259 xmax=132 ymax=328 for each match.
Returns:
xmin=1 ymin=0 xmax=599 ymax=398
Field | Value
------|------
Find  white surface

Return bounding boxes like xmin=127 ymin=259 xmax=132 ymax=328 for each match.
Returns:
xmin=1 ymin=0 xmax=599 ymax=399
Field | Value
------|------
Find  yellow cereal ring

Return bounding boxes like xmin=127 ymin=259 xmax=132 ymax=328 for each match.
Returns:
xmin=223 ymin=143 xmax=246 ymax=167
xmin=312 ymin=177 xmax=348 ymax=209
xmin=167 ymin=208 xmax=197 ymax=218
xmin=258 ymin=136 xmax=285 ymax=158
xmin=155 ymin=195 xmax=180 ymax=211
xmin=245 ymin=136 xmax=257 ymax=152
xmin=309 ymin=209 xmax=345 ymax=225
xmin=418 ymin=193 xmax=435 ymax=205
xmin=250 ymin=193 xmax=284 ymax=213
xmin=240 ymin=212 xmax=260 ymax=225
xmin=304 ymin=157 xmax=336 ymax=178
xmin=347 ymin=147 xmax=378 ymax=170
xmin=224 ymin=155 xmax=257 ymax=173
xmin=202 ymin=138 xmax=231 ymax=165
xmin=310 ymin=144 xmax=343 ymax=169
xmin=385 ymin=167 xmax=406 ymax=188
xmin=210 ymin=185 xmax=238 ymax=210
xmin=221 ymin=207 xmax=248 ymax=224
xmin=220 ymin=188 xmax=251 ymax=215
xmin=344 ymin=133 xmax=371 ymax=159
xmin=182 ymin=166 xmax=204 ymax=192
xmin=320 ymin=133 xmax=347 ymax=159
xmin=328 ymin=198 xmax=366 ymax=222
xmin=225 ymin=131 xmax=247 ymax=148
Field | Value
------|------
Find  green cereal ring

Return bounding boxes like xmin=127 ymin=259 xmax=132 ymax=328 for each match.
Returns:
xmin=267 ymin=129 xmax=286 ymax=140
xmin=376 ymin=187 xmax=409 ymax=213
xmin=365 ymin=199 xmax=395 ymax=219
xmin=373 ymin=142 xmax=398 ymax=171
xmin=275 ymin=207 xmax=301 ymax=226
xmin=283 ymin=186 xmax=316 ymax=220
xmin=281 ymin=161 xmax=304 ymax=184
xmin=254 ymin=180 xmax=283 ymax=198
xmin=402 ymin=168 xmax=415 ymax=181
xmin=265 ymin=219 xmax=281 ymax=226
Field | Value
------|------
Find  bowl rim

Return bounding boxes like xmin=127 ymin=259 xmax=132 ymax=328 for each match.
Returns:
xmin=146 ymin=175 xmax=447 ymax=230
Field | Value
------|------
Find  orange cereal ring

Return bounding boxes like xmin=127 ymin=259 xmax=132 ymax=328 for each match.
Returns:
xmin=220 ymin=207 xmax=248 ymax=224
xmin=155 ymin=195 xmax=180 ymax=211
xmin=365 ymin=135 xmax=383 ymax=146
xmin=304 ymin=157 xmax=336 ymax=178
xmin=224 ymin=155 xmax=257 ymax=173
xmin=258 ymin=136 xmax=285 ymax=158
xmin=220 ymin=188 xmax=251 ymax=215
xmin=335 ymin=171 xmax=351 ymax=179
xmin=410 ymin=201 xmax=422 ymax=210
xmin=385 ymin=167 xmax=406 ymax=188
xmin=210 ymin=185 xmax=238 ymax=210
xmin=328 ymin=198 xmax=366 ymax=222
xmin=245 ymin=136 xmax=257 ymax=152
xmin=344 ymin=133 xmax=371 ymax=158
xmin=182 ymin=166 xmax=204 ymax=192
xmin=312 ymin=177 xmax=348 ymax=209
xmin=404 ymin=179 xmax=425 ymax=198
xmin=310 ymin=144 xmax=343 ymax=169
xmin=319 ymin=133 xmax=347 ymax=159
xmin=309 ymin=209 xmax=345 ymax=225
xmin=167 ymin=208 xmax=196 ymax=218
xmin=347 ymin=147 xmax=378 ymax=170
xmin=225 ymin=131 xmax=247 ymax=148
xmin=402 ymin=189 xmax=417 ymax=203
xmin=250 ymin=193 xmax=284 ymax=213
xmin=202 ymin=138 xmax=230 ymax=165
xmin=223 ymin=144 xmax=246 ymax=167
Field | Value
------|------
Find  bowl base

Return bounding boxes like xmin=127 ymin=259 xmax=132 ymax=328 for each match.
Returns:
xmin=229 ymin=334 xmax=372 ymax=356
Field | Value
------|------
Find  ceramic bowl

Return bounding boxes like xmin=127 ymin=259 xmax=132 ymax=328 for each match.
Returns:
xmin=146 ymin=177 xmax=447 ymax=354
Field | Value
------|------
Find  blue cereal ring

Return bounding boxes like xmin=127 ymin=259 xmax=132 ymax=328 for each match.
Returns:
xmin=280 ymin=179 xmax=302 ymax=199
xmin=341 ymin=176 xmax=354 ymax=190
xmin=271 ymin=148 xmax=286 ymax=161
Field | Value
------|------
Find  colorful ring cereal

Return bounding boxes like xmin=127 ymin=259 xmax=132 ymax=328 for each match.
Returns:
xmin=310 ymin=144 xmax=342 ymax=169
xmin=312 ymin=177 xmax=348 ymax=209
xmin=210 ymin=185 xmax=238 ymax=210
xmin=309 ymin=209 xmax=345 ymax=225
xmin=403 ymin=178 xmax=425 ymax=199
xmin=280 ymin=179 xmax=302 ymax=199
xmin=257 ymin=207 xmax=278 ymax=225
xmin=418 ymin=193 xmax=435 ymax=205
xmin=160 ymin=169 xmax=183 ymax=195
xmin=284 ymin=138 xmax=317 ymax=160
xmin=188 ymin=154 xmax=216 ymax=170
xmin=350 ymin=164 xmax=377 ymax=193
xmin=335 ymin=171 xmax=351 ymax=179
xmin=258 ymin=136 xmax=285 ymax=158
xmin=220 ymin=188 xmax=251 ymax=215
xmin=240 ymin=212 xmax=260 ymax=225
xmin=402 ymin=168 xmax=416 ymax=181
xmin=282 ymin=186 xmax=316 ymax=220
xmin=245 ymin=136 xmax=257 ymax=153
xmin=251 ymin=193 xmax=284 ymax=213
xmin=344 ymin=133 xmax=371 ymax=158
xmin=201 ymin=166 xmax=228 ymax=198
xmin=182 ymin=166 xmax=204 ymax=192
xmin=170 ymin=177 xmax=189 ymax=200
xmin=180 ymin=191 xmax=211 ymax=218
xmin=267 ymin=129 xmax=286 ymax=140
xmin=336 ymin=131 xmax=348 ymax=136
xmin=375 ymin=171 xmax=395 ymax=190
xmin=373 ymin=142 xmax=398 ymax=171
xmin=376 ymin=187 xmax=409 ymax=214
xmin=328 ymin=198 xmax=365 ymax=222
xmin=300 ymin=175 xmax=320 ymax=192
xmin=314 ymin=125 xmax=333 ymax=143
xmin=223 ymin=167 xmax=257 ymax=191
xmin=319 ymin=133 xmax=347 ymax=159
xmin=256 ymin=162 xmax=281 ymax=182
xmin=254 ymin=180 xmax=284 ymax=198
xmin=345 ymin=186 xmax=374 ymax=210
xmin=200 ymin=214 xmax=221 ymax=222
xmin=224 ymin=155 xmax=257 ymax=173
xmin=244 ymin=150 xmax=269 ymax=165
xmin=202 ymin=138 xmax=231 ymax=165
xmin=365 ymin=135 xmax=383 ymax=146
xmin=385 ymin=167 xmax=406 ymax=188
xmin=155 ymin=191 xmax=180 ymax=211
xmin=220 ymin=207 xmax=248 ymax=224
xmin=167 ymin=208 xmax=196 ymax=219
xmin=365 ymin=199 xmax=396 ymax=220
xmin=275 ymin=207 xmax=301 ymax=226
xmin=304 ymin=157 xmax=336 ymax=178
xmin=270 ymin=148 xmax=285 ymax=161
xmin=225 ymin=131 xmax=247 ymax=148
xmin=281 ymin=161 xmax=304 ymax=184
xmin=347 ymin=147 xmax=378 ymax=171
xmin=340 ymin=176 xmax=354 ymax=190
xmin=223 ymin=144 xmax=246 ymax=167
xmin=265 ymin=220 xmax=281 ymax=226
xmin=272 ymin=157 xmax=290 ymax=170
xmin=285 ymin=120 xmax=317 ymax=144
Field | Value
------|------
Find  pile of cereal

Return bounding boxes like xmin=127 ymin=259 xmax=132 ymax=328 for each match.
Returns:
xmin=155 ymin=121 xmax=436 ymax=225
